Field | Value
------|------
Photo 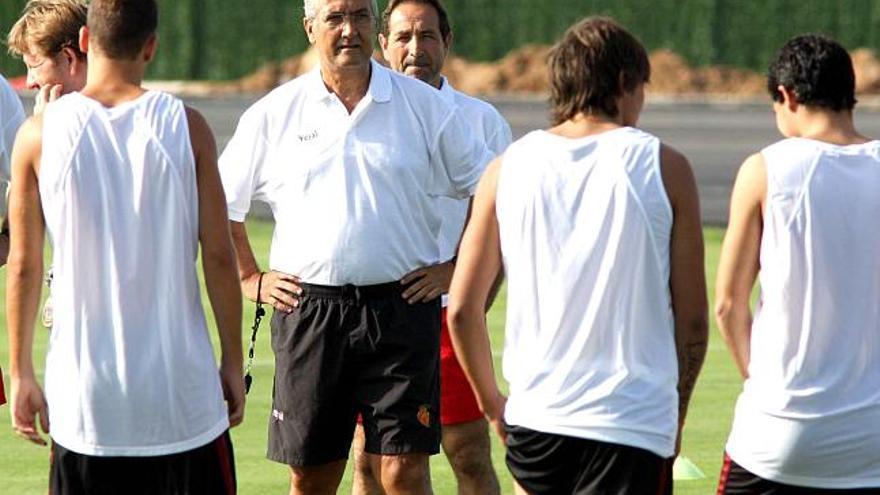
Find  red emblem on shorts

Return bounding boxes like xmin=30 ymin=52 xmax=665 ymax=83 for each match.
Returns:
xmin=417 ymin=405 xmax=431 ymax=427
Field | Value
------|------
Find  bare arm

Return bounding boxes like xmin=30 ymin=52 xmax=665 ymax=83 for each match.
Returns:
xmin=188 ymin=107 xmax=245 ymax=427
xmin=7 ymin=115 xmax=49 ymax=445
xmin=715 ymin=153 xmax=765 ymax=379
xmin=660 ymin=145 xmax=709 ymax=449
xmin=229 ymin=222 xmax=302 ymax=312
xmin=447 ymin=158 xmax=506 ymax=441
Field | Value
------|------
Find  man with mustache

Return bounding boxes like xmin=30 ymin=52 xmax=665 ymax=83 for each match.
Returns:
xmin=349 ymin=1 xmax=511 ymax=494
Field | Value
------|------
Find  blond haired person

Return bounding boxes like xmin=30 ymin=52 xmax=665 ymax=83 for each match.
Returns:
xmin=8 ymin=0 xmax=88 ymax=115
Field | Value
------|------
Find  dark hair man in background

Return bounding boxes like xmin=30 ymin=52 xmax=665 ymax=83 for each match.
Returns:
xmin=347 ymin=1 xmax=511 ymax=494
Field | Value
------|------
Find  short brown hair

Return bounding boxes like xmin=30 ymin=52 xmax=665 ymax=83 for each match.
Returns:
xmin=549 ymin=17 xmax=650 ymax=125
xmin=7 ymin=0 xmax=87 ymax=59
xmin=382 ymin=0 xmax=452 ymax=43
xmin=87 ymin=0 xmax=158 ymax=60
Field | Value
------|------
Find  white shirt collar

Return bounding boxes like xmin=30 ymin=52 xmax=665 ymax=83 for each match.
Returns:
xmin=307 ymin=59 xmax=392 ymax=104
xmin=437 ymin=76 xmax=456 ymax=104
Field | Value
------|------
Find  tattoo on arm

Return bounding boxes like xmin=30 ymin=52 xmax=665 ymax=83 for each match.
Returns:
xmin=678 ymin=337 xmax=708 ymax=418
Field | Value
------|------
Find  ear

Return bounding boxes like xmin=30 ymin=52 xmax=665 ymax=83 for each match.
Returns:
xmin=303 ymin=17 xmax=317 ymax=44
xmin=778 ymin=85 xmax=799 ymax=112
xmin=378 ymin=32 xmax=388 ymax=51
xmin=443 ymin=31 xmax=453 ymax=52
xmin=143 ymin=33 xmax=158 ymax=63
xmin=61 ymin=46 xmax=78 ymax=71
xmin=78 ymin=25 xmax=90 ymax=54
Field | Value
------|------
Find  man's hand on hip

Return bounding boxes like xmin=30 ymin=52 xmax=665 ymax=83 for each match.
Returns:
xmin=400 ymin=261 xmax=455 ymax=304
xmin=244 ymin=270 xmax=302 ymax=313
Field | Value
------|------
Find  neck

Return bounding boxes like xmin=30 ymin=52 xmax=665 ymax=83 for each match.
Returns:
xmin=793 ymin=108 xmax=868 ymax=145
xmin=321 ymin=63 xmax=372 ymax=114
xmin=81 ymin=56 xmax=147 ymax=106
xmin=549 ymin=112 xmax=626 ymax=139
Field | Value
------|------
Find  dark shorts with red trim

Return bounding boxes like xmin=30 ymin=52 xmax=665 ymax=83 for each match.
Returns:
xmin=439 ymin=307 xmax=483 ymax=425
xmin=268 ymin=282 xmax=441 ymax=467
xmin=49 ymin=430 xmax=236 ymax=495
xmin=717 ymin=452 xmax=880 ymax=494
xmin=505 ymin=423 xmax=672 ymax=495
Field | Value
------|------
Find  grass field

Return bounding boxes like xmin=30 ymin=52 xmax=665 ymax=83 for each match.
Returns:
xmin=0 ymin=222 xmax=738 ymax=494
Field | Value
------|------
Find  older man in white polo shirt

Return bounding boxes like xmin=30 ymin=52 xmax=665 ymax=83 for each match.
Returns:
xmin=218 ymin=0 xmax=493 ymax=493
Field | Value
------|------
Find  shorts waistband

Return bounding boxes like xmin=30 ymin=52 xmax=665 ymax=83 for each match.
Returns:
xmin=298 ymin=281 xmax=403 ymax=300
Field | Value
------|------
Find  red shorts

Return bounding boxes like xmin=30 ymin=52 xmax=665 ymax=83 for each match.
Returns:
xmin=0 ymin=366 xmax=6 ymax=406
xmin=439 ymin=307 xmax=482 ymax=425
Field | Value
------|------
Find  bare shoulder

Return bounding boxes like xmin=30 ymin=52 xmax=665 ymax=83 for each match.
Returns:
xmin=659 ymin=143 xmax=693 ymax=181
xmin=184 ymin=106 xmax=216 ymax=158
xmin=484 ymin=155 xmax=503 ymax=180
xmin=658 ymin=143 xmax=697 ymax=206
xmin=15 ymin=114 xmax=44 ymax=147
xmin=184 ymin=106 xmax=210 ymax=136
xmin=477 ymin=155 xmax=504 ymax=192
xmin=737 ymin=152 xmax=766 ymax=180
xmin=730 ymin=152 xmax=767 ymax=206
xmin=11 ymin=114 xmax=44 ymax=164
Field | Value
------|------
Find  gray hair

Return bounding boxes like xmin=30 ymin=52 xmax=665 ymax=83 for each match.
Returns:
xmin=303 ymin=0 xmax=378 ymax=19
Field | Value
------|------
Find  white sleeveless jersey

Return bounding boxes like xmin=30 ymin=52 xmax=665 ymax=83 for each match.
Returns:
xmin=39 ymin=92 xmax=228 ymax=456
xmin=496 ymin=127 xmax=677 ymax=457
xmin=726 ymin=138 xmax=880 ymax=488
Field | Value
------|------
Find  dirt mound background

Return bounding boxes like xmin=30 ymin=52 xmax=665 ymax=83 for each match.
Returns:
xmin=222 ymin=45 xmax=880 ymax=97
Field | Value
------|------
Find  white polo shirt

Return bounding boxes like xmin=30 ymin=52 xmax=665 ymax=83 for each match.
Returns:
xmin=435 ymin=78 xmax=512 ymax=263
xmin=220 ymin=61 xmax=493 ymax=285
xmin=1 ymin=74 xmax=25 ymax=183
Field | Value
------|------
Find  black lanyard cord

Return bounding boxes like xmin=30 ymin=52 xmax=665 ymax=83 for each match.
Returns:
xmin=244 ymin=272 xmax=266 ymax=395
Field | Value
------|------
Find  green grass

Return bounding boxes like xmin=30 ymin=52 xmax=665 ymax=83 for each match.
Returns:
xmin=0 ymin=222 xmax=737 ymax=494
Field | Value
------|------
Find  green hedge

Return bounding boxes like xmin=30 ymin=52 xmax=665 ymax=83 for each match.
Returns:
xmin=2 ymin=0 xmax=879 ymax=80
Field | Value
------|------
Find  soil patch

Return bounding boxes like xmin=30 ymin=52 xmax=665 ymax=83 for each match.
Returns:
xmin=215 ymin=45 xmax=880 ymax=98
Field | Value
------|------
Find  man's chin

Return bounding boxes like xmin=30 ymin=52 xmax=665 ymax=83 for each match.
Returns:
xmin=405 ymin=67 xmax=434 ymax=84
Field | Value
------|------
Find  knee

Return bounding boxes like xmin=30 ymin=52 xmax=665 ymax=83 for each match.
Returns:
xmin=379 ymin=454 xmax=430 ymax=493
xmin=447 ymin=440 xmax=495 ymax=481
xmin=289 ymin=464 xmax=343 ymax=495
xmin=352 ymin=451 xmax=383 ymax=495
xmin=353 ymin=449 xmax=376 ymax=477
xmin=443 ymin=424 xmax=499 ymax=490
xmin=449 ymin=445 xmax=494 ymax=479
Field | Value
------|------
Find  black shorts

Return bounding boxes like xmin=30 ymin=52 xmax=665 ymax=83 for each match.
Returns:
xmin=717 ymin=453 xmax=880 ymax=494
xmin=49 ymin=430 xmax=236 ymax=495
xmin=267 ymin=282 xmax=441 ymax=467
xmin=505 ymin=424 xmax=672 ymax=495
